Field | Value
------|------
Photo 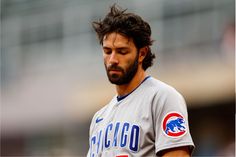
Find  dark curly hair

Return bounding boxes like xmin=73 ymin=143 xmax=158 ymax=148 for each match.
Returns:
xmin=92 ymin=4 xmax=155 ymax=70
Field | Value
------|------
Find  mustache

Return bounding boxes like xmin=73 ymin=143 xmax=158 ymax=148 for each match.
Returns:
xmin=107 ymin=64 xmax=124 ymax=72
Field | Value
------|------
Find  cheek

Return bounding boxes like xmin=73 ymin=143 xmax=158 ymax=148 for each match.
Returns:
xmin=125 ymin=55 xmax=138 ymax=69
xmin=122 ymin=58 xmax=133 ymax=70
xmin=125 ymin=59 xmax=132 ymax=66
xmin=103 ymin=55 xmax=108 ymax=65
xmin=126 ymin=56 xmax=136 ymax=65
xmin=103 ymin=57 xmax=112 ymax=70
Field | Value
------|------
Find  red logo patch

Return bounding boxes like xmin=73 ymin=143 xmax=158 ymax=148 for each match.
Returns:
xmin=162 ymin=112 xmax=187 ymax=137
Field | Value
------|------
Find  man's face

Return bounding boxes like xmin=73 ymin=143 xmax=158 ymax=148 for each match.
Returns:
xmin=102 ymin=32 xmax=139 ymax=85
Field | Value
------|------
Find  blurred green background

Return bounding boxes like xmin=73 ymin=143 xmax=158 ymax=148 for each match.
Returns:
xmin=1 ymin=0 xmax=234 ymax=156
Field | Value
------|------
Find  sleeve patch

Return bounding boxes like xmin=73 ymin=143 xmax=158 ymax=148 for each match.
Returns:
xmin=162 ymin=112 xmax=187 ymax=138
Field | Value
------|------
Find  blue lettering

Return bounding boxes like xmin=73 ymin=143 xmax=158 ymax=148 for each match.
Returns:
xmin=112 ymin=122 xmax=120 ymax=147
xmin=97 ymin=130 xmax=102 ymax=154
xmin=120 ymin=122 xmax=129 ymax=147
xmin=90 ymin=136 xmax=96 ymax=157
xmin=129 ymin=125 xmax=140 ymax=152
xmin=90 ymin=122 xmax=140 ymax=154
xmin=105 ymin=123 xmax=113 ymax=148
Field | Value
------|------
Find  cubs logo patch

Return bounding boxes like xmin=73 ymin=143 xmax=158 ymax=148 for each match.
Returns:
xmin=162 ymin=112 xmax=187 ymax=138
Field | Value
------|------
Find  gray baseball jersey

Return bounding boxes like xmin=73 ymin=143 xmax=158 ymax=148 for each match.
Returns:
xmin=87 ymin=76 xmax=194 ymax=157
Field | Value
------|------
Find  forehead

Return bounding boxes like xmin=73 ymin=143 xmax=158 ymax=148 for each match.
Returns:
xmin=103 ymin=32 xmax=135 ymax=48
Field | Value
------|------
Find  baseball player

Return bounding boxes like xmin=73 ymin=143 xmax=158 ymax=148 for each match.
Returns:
xmin=87 ymin=4 xmax=194 ymax=157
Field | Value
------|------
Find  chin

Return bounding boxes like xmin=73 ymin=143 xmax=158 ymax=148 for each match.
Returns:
xmin=109 ymin=78 xmax=131 ymax=85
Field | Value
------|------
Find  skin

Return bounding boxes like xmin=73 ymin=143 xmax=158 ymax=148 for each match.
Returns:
xmin=102 ymin=32 xmax=190 ymax=157
xmin=102 ymin=32 xmax=147 ymax=96
xmin=161 ymin=146 xmax=190 ymax=157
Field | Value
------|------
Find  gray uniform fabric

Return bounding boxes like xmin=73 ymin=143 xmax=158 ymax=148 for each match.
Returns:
xmin=87 ymin=77 xmax=194 ymax=157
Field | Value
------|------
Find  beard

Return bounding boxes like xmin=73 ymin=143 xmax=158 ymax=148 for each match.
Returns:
xmin=105 ymin=54 xmax=139 ymax=85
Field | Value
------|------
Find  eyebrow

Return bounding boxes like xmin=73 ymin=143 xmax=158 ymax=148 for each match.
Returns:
xmin=102 ymin=46 xmax=130 ymax=50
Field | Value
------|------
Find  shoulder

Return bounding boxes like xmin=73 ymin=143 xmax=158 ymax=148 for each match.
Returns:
xmin=88 ymin=99 xmax=113 ymax=135
xmin=145 ymin=77 xmax=183 ymax=98
xmin=91 ymin=101 xmax=110 ymax=122
xmin=90 ymin=96 xmax=116 ymax=125
xmin=146 ymin=77 xmax=187 ymax=112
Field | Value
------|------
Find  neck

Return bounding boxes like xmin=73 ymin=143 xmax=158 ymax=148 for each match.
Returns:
xmin=116 ymin=67 xmax=147 ymax=96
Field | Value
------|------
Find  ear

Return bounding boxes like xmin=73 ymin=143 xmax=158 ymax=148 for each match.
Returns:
xmin=138 ymin=47 xmax=148 ymax=63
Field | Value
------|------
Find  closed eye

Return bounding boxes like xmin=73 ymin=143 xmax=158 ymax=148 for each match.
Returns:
xmin=103 ymin=47 xmax=112 ymax=54
xmin=117 ymin=48 xmax=129 ymax=55
xmin=102 ymin=47 xmax=130 ymax=55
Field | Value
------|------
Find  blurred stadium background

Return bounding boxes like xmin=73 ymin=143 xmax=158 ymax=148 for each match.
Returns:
xmin=1 ymin=0 xmax=235 ymax=156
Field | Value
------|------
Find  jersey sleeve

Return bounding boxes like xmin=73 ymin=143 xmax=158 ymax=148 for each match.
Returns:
xmin=152 ymin=86 xmax=194 ymax=155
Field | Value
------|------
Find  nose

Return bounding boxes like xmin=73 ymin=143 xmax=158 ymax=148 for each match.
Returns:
xmin=108 ymin=52 xmax=119 ymax=65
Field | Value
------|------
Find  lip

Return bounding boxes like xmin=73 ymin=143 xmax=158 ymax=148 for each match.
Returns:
xmin=109 ymin=70 xmax=122 ymax=74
